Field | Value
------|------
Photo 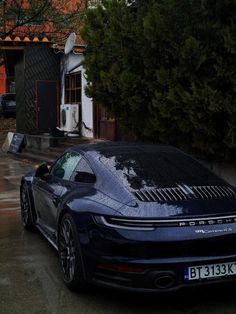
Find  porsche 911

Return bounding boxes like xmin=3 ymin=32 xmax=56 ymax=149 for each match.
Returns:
xmin=20 ymin=143 xmax=236 ymax=292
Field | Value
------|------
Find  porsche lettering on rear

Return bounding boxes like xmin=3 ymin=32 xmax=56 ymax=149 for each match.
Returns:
xmin=178 ymin=216 xmax=236 ymax=227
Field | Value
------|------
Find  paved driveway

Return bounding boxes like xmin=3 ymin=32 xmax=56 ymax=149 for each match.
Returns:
xmin=1 ymin=152 xmax=236 ymax=314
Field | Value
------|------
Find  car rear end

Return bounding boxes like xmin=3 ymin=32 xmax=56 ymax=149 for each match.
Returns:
xmin=0 ymin=93 xmax=16 ymax=117
xmin=78 ymin=145 xmax=236 ymax=292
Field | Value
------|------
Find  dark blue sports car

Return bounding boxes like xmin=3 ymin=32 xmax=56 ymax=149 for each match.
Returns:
xmin=20 ymin=143 xmax=236 ymax=292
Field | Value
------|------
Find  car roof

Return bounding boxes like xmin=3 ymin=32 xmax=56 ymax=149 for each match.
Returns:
xmin=68 ymin=142 xmax=226 ymax=190
xmin=0 ymin=93 xmax=16 ymax=100
xmin=69 ymin=142 xmax=181 ymax=155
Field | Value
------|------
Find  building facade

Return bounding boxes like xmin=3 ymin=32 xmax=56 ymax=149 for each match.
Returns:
xmin=60 ymin=51 xmax=93 ymax=138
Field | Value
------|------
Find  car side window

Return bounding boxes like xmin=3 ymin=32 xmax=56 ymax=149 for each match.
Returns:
xmin=51 ymin=152 xmax=82 ymax=180
xmin=70 ymin=158 xmax=96 ymax=183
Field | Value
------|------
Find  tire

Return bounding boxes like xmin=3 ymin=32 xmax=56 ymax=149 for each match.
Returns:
xmin=58 ymin=213 xmax=89 ymax=292
xmin=20 ymin=183 xmax=34 ymax=230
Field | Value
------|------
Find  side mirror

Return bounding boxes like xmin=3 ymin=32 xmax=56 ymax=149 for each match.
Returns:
xmin=35 ymin=162 xmax=49 ymax=179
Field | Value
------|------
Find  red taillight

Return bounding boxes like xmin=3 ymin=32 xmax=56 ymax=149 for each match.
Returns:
xmin=97 ymin=263 xmax=145 ymax=273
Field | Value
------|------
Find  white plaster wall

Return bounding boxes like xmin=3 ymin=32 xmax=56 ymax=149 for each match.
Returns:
xmin=81 ymin=68 xmax=93 ymax=138
xmin=60 ymin=53 xmax=93 ymax=138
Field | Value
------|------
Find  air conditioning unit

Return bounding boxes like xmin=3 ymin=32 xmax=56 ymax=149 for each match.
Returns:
xmin=60 ymin=104 xmax=79 ymax=132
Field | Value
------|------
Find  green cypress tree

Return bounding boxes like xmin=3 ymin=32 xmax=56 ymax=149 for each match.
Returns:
xmin=82 ymin=0 xmax=236 ymax=160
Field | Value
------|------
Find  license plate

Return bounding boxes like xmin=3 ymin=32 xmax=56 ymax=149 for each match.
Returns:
xmin=184 ymin=261 xmax=236 ymax=281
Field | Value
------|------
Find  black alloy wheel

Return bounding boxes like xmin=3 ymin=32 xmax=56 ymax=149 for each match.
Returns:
xmin=20 ymin=183 xmax=34 ymax=229
xmin=58 ymin=213 xmax=88 ymax=291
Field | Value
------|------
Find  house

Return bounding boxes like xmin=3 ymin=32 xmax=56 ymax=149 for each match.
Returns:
xmin=0 ymin=0 xmax=117 ymax=141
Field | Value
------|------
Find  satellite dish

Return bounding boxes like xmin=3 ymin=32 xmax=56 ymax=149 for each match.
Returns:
xmin=64 ymin=32 xmax=76 ymax=55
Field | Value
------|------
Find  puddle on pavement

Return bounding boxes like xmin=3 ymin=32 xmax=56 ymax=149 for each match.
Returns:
xmin=0 ymin=202 xmax=19 ymax=209
xmin=0 ymin=154 xmax=32 ymax=214
xmin=0 ymin=178 xmax=16 ymax=192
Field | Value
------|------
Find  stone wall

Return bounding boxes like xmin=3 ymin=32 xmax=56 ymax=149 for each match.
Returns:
xmin=194 ymin=155 xmax=236 ymax=187
xmin=209 ymin=162 xmax=236 ymax=187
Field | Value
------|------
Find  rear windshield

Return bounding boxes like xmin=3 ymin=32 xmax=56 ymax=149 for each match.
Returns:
xmin=2 ymin=94 xmax=15 ymax=101
xmin=100 ymin=151 xmax=224 ymax=191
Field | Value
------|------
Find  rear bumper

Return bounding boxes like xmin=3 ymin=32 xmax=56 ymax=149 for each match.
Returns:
xmin=75 ymin=214 xmax=236 ymax=292
xmin=88 ymin=255 xmax=236 ymax=292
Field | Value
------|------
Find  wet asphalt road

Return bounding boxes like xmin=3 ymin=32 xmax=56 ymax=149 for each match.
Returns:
xmin=1 ymin=153 xmax=236 ymax=314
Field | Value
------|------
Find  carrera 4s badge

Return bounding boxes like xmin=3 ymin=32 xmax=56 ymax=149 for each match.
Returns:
xmin=195 ymin=228 xmax=233 ymax=234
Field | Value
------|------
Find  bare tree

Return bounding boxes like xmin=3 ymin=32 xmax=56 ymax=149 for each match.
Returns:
xmin=0 ymin=0 xmax=85 ymax=42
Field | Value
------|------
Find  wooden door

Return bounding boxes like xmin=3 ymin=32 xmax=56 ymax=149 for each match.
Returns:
xmin=36 ymin=81 xmax=59 ymax=133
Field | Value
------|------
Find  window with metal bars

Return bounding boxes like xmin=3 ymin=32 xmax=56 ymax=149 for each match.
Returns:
xmin=64 ymin=72 xmax=81 ymax=104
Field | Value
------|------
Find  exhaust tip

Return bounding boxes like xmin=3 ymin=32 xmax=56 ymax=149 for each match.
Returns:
xmin=154 ymin=273 xmax=176 ymax=289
